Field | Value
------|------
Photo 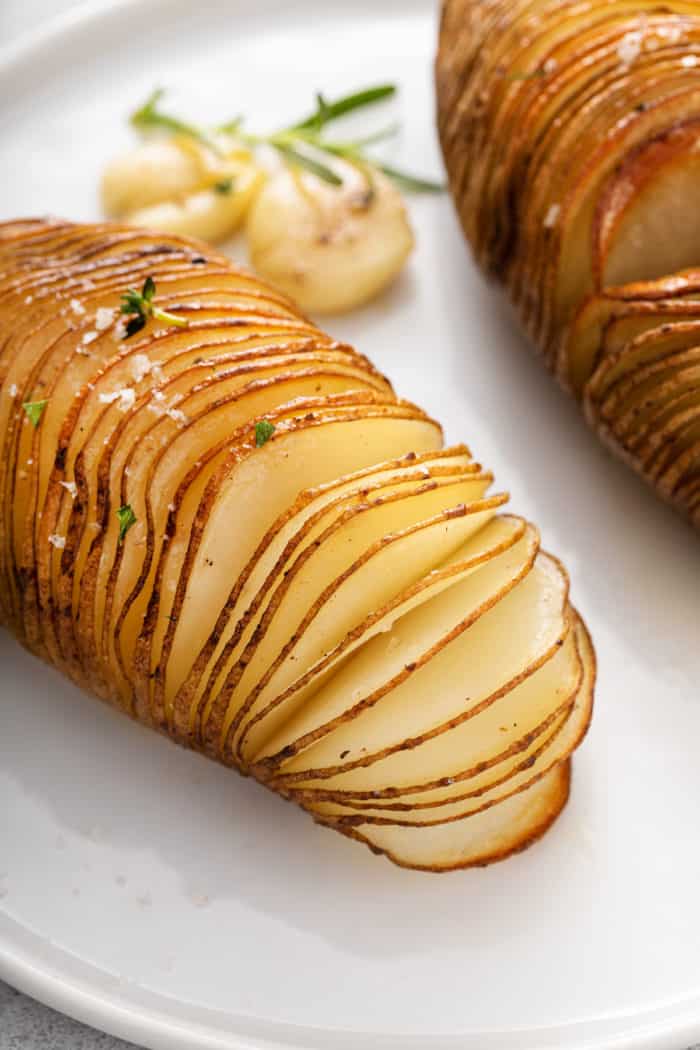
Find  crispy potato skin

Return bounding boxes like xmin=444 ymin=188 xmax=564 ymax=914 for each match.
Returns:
xmin=0 ymin=218 xmax=594 ymax=871
xmin=437 ymin=0 xmax=700 ymax=528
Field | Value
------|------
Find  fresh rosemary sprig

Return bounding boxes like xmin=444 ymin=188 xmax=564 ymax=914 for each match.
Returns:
xmin=131 ymin=88 xmax=221 ymax=152
xmin=120 ymin=276 xmax=188 ymax=339
xmin=291 ymin=85 xmax=396 ymax=132
xmin=129 ymin=86 xmax=444 ymax=193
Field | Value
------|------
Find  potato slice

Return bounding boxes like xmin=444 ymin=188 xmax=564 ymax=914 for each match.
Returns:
xmin=595 ymin=120 xmax=700 ymax=288
xmin=159 ymin=405 xmax=442 ymax=717
xmin=254 ymin=518 xmax=538 ymax=768
xmin=270 ymin=552 xmax=573 ymax=795
xmin=338 ymin=760 xmax=572 ymax=872
xmin=231 ymin=487 xmax=507 ymax=762
xmin=175 ymin=450 xmax=480 ymax=740
xmin=306 ymin=614 xmax=593 ymax=823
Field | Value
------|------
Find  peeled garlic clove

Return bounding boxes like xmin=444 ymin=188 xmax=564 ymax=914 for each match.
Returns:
xmin=101 ymin=139 xmax=206 ymax=217
xmin=127 ymin=168 xmax=264 ymax=243
xmin=246 ymin=162 xmax=414 ymax=314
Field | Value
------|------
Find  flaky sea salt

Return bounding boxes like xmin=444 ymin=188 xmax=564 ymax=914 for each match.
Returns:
xmin=95 ymin=307 xmax=114 ymax=331
xmin=60 ymin=481 xmax=78 ymax=499
xmin=618 ymin=30 xmax=643 ymax=65
xmin=113 ymin=319 xmax=128 ymax=342
xmin=682 ymin=54 xmax=698 ymax=68
xmin=48 ymin=534 xmax=66 ymax=549
xmin=544 ymin=203 xmax=561 ymax=228
xmin=70 ymin=298 xmax=85 ymax=316
xmin=118 ymin=388 xmax=136 ymax=411
xmin=167 ymin=407 xmax=188 ymax=426
xmin=131 ymin=354 xmax=152 ymax=383
xmin=8 ymin=384 xmax=18 ymax=398
xmin=99 ymin=388 xmax=135 ymax=411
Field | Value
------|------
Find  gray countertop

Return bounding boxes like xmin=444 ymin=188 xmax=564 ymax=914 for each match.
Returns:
xmin=0 ymin=4 xmax=698 ymax=1050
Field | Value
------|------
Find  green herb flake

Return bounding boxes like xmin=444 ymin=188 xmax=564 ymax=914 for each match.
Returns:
xmin=213 ymin=177 xmax=235 ymax=194
xmin=22 ymin=399 xmax=48 ymax=428
xmin=255 ymin=420 xmax=276 ymax=447
xmin=120 ymin=276 xmax=187 ymax=339
xmin=117 ymin=504 xmax=137 ymax=543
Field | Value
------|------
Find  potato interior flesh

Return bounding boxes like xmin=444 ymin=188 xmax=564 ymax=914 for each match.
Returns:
xmin=172 ymin=450 xmax=477 ymax=733
xmin=255 ymin=515 xmax=531 ymax=762
xmin=303 ymin=615 xmax=594 ymax=822
xmin=598 ymin=122 xmax=700 ymax=288
xmin=0 ymin=220 xmax=593 ymax=871
xmin=342 ymin=759 xmax=572 ymax=872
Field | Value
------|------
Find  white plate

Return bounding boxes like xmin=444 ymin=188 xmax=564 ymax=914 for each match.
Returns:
xmin=0 ymin=2 xmax=699 ymax=1048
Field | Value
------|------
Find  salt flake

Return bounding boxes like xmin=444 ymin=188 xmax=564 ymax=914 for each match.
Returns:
xmin=618 ymin=30 xmax=643 ymax=65
xmin=544 ymin=203 xmax=561 ymax=228
xmin=95 ymin=307 xmax=114 ymax=331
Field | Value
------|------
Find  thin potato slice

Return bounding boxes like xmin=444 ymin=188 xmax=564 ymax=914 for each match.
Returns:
xmin=184 ymin=458 xmax=486 ymax=742
xmin=336 ymin=761 xmax=572 ymax=872
xmin=254 ymin=518 xmax=539 ymax=767
xmin=306 ymin=614 xmax=593 ymax=824
xmin=269 ymin=553 xmax=574 ymax=795
xmin=173 ymin=449 xmax=478 ymax=736
xmin=232 ymin=489 xmax=507 ymax=762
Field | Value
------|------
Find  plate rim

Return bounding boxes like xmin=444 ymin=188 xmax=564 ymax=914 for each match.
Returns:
xmin=0 ymin=3 xmax=699 ymax=1049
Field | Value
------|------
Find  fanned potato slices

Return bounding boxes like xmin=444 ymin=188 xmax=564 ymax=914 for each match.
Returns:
xmin=0 ymin=219 xmax=594 ymax=871
xmin=437 ymin=0 xmax=700 ymax=528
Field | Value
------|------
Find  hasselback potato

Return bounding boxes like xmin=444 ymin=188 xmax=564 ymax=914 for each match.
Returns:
xmin=0 ymin=218 xmax=593 ymax=871
xmin=437 ymin=0 xmax=700 ymax=527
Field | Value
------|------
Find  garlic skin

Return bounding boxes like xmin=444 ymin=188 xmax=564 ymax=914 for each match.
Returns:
xmin=101 ymin=136 xmax=264 ymax=243
xmin=245 ymin=161 xmax=414 ymax=314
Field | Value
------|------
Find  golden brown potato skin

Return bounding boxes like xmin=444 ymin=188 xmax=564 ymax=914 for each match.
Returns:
xmin=0 ymin=218 xmax=593 ymax=871
xmin=437 ymin=0 xmax=700 ymax=528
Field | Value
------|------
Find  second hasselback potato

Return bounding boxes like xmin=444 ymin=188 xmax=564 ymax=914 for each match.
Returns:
xmin=437 ymin=0 xmax=700 ymax=527
xmin=0 ymin=219 xmax=593 ymax=871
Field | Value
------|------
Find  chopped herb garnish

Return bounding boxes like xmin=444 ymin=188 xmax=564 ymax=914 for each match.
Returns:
xmin=129 ymin=85 xmax=444 ymax=194
xmin=117 ymin=504 xmax=137 ymax=543
xmin=23 ymin=399 xmax=48 ymax=428
xmin=255 ymin=420 xmax=276 ymax=447
xmin=213 ymin=176 xmax=235 ymax=194
xmin=120 ymin=276 xmax=187 ymax=339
